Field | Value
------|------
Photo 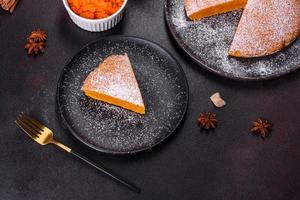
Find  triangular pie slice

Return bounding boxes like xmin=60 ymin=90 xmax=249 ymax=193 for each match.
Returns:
xmin=184 ymin=0 xmax=247 ymax=20
xmin=82 ymin=53 xmax=145 ymax=114
xmin=229 ymin=0 xmax=300 ymax=57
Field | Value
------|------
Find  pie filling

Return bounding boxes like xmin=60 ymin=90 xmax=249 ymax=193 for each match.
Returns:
xmin=84 ymin=90 xmax=145 ymax=114
xmin=188 ymin=0 xmax=247 ymax=20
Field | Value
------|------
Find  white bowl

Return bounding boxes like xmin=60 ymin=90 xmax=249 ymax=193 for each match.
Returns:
xmin=62 ymin=0 xmax=128 ymax=32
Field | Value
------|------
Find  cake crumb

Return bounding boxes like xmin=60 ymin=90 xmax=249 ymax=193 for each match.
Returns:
xmin=210 ymin=92 xmax=226 ymax=108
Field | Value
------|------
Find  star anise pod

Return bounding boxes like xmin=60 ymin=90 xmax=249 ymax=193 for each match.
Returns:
xmin=28 ymin=29 xmax=47 ymax=42
xmin=25 ymin=39 xmax=46 ymax=55
xmin=251 ymin=118 xmax=271 ymax=138
xmin=198 ymin=112 xmax=217 ymax=129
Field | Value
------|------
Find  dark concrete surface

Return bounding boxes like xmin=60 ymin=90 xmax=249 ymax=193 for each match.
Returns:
xmin=0 ymin=0 xmax=299 ymax=199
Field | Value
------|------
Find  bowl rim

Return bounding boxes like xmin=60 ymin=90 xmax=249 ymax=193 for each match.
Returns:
xmin=62 ymin=0 xmax=128 ymax=22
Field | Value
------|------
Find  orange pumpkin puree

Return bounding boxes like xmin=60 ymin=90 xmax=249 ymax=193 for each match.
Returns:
xmin=67 ymin=0 xmax=124 ymax=19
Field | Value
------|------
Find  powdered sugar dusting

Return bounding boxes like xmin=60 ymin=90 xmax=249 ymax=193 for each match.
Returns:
xmin=58 ymin=37 xmax=188 ymax=153
xmin=82 ymin=54 xmax=144 ymax=107
xmin=165 ymin=0 xmax=300 ymax=80
xmin=230 ymin=0 xmax=300 ymax=57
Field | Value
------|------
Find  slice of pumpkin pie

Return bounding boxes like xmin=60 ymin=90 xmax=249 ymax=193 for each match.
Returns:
xmin=82 ymin=53 xmax=145 ymax=114
xmin=184 ymin=0 xmax=247 ymax=20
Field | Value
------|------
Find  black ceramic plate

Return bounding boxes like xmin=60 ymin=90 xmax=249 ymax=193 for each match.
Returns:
xmin=165 ymin=0 xmax=300 ymax=80
xmin=57 ymin=36 xmax=188 ymax=154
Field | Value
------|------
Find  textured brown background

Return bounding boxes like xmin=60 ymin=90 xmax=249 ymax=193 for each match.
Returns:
xmin=0 ymin=0 xmax=299 ymax=199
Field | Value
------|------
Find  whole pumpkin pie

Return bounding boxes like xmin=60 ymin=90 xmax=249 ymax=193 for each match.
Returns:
xmin=229 ymin=0 xmax=300 ymax=57
xmin=82 ymin=53 xmax=145 ymax=114
xmin=184 ymin=0 xmax=300 ymax=58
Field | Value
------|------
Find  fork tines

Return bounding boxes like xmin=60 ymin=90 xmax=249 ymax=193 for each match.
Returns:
xmin=15 ymin=112 xmax=41 ymax=140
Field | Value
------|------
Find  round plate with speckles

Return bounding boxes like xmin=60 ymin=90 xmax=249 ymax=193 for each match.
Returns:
xmin=56 ymin=36 xmax=188 ymax=154
xmin=165 ymin=0 xmax=300 ymax=80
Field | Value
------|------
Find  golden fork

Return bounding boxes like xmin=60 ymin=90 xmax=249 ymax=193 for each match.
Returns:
xmin=15 ymin=112 xmax=140 ymax=193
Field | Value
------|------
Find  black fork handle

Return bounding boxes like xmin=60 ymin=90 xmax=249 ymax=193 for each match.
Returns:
xmin=70 ymin=150 xmax=141 ymax=193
